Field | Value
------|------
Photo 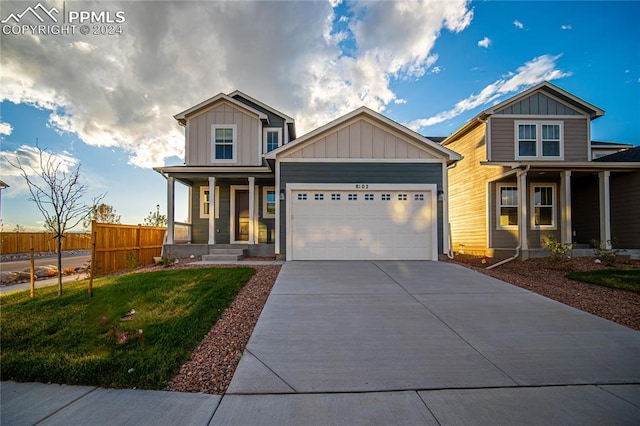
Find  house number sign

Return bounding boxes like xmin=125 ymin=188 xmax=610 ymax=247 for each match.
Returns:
xmin=355 ymin=184 xmax=369 ymax=189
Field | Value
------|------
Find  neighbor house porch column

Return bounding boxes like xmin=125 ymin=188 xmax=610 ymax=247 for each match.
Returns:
xmin=598 ymin=171 xmax=611 ymax=249
xmin=167 ymin=176 xmax=175 ymax=244
xmin=208 ymin=177 xmax=216 ymax=245
xmin=560 ymin=171 xmax=572 ymax=245
xmin=248 ymin=176 xmax=255 ymax=245
xmin=517 ymin=169 xmax=528 ymax=251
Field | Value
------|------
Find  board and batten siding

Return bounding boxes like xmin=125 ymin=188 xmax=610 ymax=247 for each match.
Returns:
xmin=611 ymin=171 xmax=640 ymax=249
xmin=490 ymin=116 xmax=590 ymax=162
xmin=494 ymin=92 xmax=583 ymax=116
xmin=279 ymin=162 xmax=444 ymax=255
xmin=186 ymin=102 xmax=261 ymax=166
xmin=446 ymin=123 xmax=509 ymax=254
xmin=283 ymin=117 xmax=441 ymax=160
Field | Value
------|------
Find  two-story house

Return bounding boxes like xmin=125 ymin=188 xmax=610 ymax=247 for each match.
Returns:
xmin=443 ymin=81 xmax=639 ymax=259
xmin=155 ymin=91 xmax=461 ymax=261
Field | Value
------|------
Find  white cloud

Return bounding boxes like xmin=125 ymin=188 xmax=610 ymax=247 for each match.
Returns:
xmin=0 ymin=0 xmax=474 ymax=168
xmin=394 ymin=98 xmax=407 ymax=105
xmin=561 ymin=24 xmax=572 ymax=30
xmin=0 ymin=122 xmax=13 ymax=136
xmin=513 ymin=20 xmax=524 ymax=29
xmin=478 ymin=37 xmax=491 ymax=48
xmin=407 ymin=54 xmax=571 ymax=130
xmin=431 ymin=66 xmax=442 ymax=74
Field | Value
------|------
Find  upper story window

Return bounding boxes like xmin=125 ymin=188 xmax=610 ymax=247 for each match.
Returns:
xmin=212 ymin=124 xmax=237 ymax=162
xmin=515 ymin=121 xmax=563 ymax=160
xmin=263 ymin=128 xmax=282 ymax=153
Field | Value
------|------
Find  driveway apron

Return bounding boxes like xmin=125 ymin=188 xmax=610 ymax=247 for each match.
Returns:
xmin=214 ymin=261 xmax=640 ymax=425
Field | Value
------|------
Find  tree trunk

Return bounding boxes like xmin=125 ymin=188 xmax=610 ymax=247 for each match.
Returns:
xmin=57 ymin=236 xmax=63 ymax=296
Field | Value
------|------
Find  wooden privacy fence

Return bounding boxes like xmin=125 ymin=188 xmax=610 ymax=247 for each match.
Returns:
xmin=0 ymin=232 xmax=91 ymax=254
xmin=90 ymin=222 xmax=166 ymax=276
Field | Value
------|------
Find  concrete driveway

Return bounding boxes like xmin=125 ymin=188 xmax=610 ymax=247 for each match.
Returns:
xmin=214 ymin=261 xmax=640 ymax=425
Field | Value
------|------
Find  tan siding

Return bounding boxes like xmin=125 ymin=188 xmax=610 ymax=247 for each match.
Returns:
xmin=490 ymin=116 xmax=589 ymax=162
xmin=489 ymin=117 xmax=515 ymax=161
xmin=185 ymin=101 xmax=260 ymax=166
xmin=563 ymin=118 xmax=589 ymax=161
xmin=279 ymin=116 xmax=442 ymax=160
xmin=447 ymin=123 xmax=508 ymax=254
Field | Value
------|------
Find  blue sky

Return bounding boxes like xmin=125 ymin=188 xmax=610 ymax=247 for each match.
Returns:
xmin=1 ymin=0 xmax=638 ymax=231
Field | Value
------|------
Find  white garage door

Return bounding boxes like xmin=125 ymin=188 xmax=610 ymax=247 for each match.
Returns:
xmin=289 ymin=186 xmax=437 ymax=260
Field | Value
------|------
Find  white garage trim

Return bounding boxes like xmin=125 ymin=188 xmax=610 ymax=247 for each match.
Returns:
xmin=286 ymin=183 xmax=438 ymax=261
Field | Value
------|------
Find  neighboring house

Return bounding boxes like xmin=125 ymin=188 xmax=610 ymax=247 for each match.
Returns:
xmin=590 ymin=141 xmax=634 ymax=160
xmin=156 ymin=92 xmax=461 ymax=261
xmin=443 ymin=81 xmax=640 ymax=259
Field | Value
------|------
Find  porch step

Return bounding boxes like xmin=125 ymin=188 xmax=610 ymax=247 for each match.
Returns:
xmin=202 ymin=247 xmax=247 ymax=262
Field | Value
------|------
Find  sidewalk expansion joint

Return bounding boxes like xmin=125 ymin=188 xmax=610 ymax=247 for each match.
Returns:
xmin=33 ymin=386 xmax=99 ymax=425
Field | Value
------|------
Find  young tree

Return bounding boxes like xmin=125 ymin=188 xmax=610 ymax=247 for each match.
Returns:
xmin=83 ymin=203 xmax=121 ymax=229
xmin=143 ymin=205 xmax=168 ymax=227
xmin=6 ymin=144 xmax=102 ymax=296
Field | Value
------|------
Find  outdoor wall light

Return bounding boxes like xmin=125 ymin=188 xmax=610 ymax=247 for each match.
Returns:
xmin=437 ymin=190 xmax=445 ymax=201
xmin=280 ymin=190 xmax=285 ymax=200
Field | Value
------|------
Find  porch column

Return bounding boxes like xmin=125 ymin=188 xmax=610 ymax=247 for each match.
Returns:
xmin=560 ymin=171 xmax=572 ymax=245
xmin=208 ymin=177 xmax=216 ymax=245
xmin=517 ymin=170 xmax=528 ymax=250
xmin=248 ymin=177 xmax=255 ymax=245
xmin=167 ymin=176 xmax=175 ymax=244
xmin=598 ymin=171 xmax=611 ymax=249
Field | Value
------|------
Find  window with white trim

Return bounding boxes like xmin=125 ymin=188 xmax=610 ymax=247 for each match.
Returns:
xmin=314 ymin=193 xmax=324 ymax=201
xmin=263 ymin=187 xmax=276 ymax=219
xmin=364 ymin=194 xmax=374 ymax=201
xmin=497 ymin=185 xmax=518 ymax=229
xmin=381 ymin=194 xmax=391 ymax=201
xmin=531 ymin=184 xmax=556 ymax=229
xmin=398 ymin=194 xmax=407 ymax=201
xmin=348 ymin=194 xmax=357 ymax=201
xmin=212 ymin=125 xmax=237 ymax=162
xmin=297 ymin=193 xmax=307 ymax=200
xmin=515 ymin=121 xmax=563 ymax=159
xmin=200 ymin=186 xmax=220 ymax=219
xmin=331 ymin=193 xmax=341 ymax=200
xmin=263 ymin=128 xmax=282 ymax=153
xmin=414 ymin=194 xmax=425 ymax=201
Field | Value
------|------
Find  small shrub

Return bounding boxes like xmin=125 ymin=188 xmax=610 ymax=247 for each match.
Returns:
xmin=543 ymin=235 xmax=574 ymax=263
xmin=161 ymin=252 xmax=175 ymax=268
xmin=591 ymin=238 xmax=624 ymax=266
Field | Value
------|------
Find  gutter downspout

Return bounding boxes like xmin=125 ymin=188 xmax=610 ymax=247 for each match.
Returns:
xmin=447 ymin=222 xmax=454 ymax=259
xmin=486 ymin=165 xmax=530 ymax=270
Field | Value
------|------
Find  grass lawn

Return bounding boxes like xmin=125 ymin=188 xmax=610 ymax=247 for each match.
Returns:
xmin=0 ymin=267 xmax=255 ymax=389
xmin=566 ymin=269 xmax=640 ymax=293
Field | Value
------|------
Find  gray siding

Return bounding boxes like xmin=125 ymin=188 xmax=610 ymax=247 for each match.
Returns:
xmin=279 ymin=162 xmax=444 ymax=255
xmin=571 ymin=176 xmax=600 ymax=245
xmin=192 ymin=180 xmax=275 ymax=244
xmin=495 ymin=93 xmax=582 ymax=115
xmin=490 ymin=116 xmax=590 ymax=162
xmin=611 ymin=172 xmax=640 ymax=249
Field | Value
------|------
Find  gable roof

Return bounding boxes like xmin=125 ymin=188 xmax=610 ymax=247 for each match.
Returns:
xmin=443 ymin=81 xmax=605 ymax=145
xmin=591 ymin=140 xmax=635 ymax=148
xmin=228 ymin=90 xmax=295 ymax=123
xmin=264 ymin=106 xmax=462 ymax=162
xmin=174 ymin=92 xmax=268 ymax=126
xmin=593 ymin=146 xmax=640 ymax=162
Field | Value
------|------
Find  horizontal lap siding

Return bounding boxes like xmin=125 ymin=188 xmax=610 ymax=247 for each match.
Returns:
xmin=447 ymin=124 xmax=508 ymax=254
xmin=490 ymin=117 xmax=589 ymax=162
xmin=611 ymin=172 xmax=640 ymax=249
xmin=279 ymin=162 xmax=444 ymax=255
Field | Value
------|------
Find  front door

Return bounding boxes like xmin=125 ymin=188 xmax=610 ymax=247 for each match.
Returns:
xmin=235 ymin=190 xmax=250 ymax=241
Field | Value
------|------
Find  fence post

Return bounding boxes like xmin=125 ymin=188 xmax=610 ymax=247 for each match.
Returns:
xmin=30 ymin=236 xmax=35 ymax=298
xmin=89 ymin=222 xmax=97 ymax=297
xmin=137 ymin=224 xmax=142 ymax=266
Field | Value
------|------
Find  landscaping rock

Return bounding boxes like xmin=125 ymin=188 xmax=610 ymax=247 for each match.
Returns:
xmin=0 ymin=271 xmax=20 ymax=284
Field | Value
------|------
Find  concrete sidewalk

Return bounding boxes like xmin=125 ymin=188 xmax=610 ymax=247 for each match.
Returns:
xmin=2 ymin=261 xmax=640 ymax=425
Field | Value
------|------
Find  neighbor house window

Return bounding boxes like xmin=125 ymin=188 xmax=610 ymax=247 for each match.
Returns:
xmin=515 ymin=122 xmax=563 ymax=159
xmin=263 ymin=128 xmax=282 ymax=153
xmin=263 ymin=187 xmax=276 ymax=219
xmin=531 ymin=184 xmax=556 ymax=229
xmin=497 ymin=185 xmax=518 ymax=229
xmin=200 ymin=186 xmax=220 ymax=219
xmin=212 ymin=124 xmax=237 ymax=162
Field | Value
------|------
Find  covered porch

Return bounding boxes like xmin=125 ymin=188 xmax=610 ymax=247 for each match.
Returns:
xmin=486 ymin=161 xmax=639 ymax=259
xmin=154 ymin=166 xmax=277 ymax=258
